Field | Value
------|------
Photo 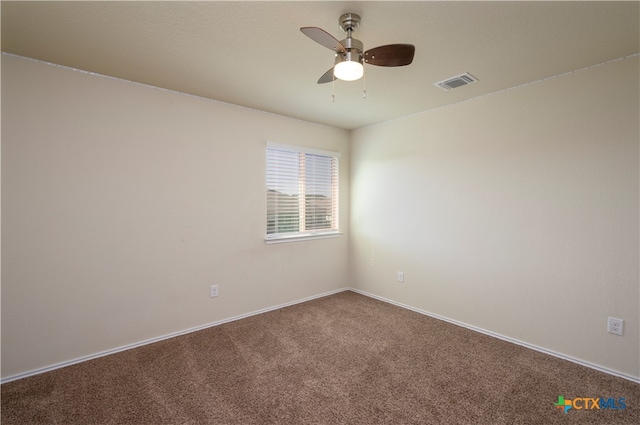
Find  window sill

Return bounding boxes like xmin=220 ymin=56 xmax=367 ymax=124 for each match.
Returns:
xmin=265 ymin=232 xmax=343 ymax=244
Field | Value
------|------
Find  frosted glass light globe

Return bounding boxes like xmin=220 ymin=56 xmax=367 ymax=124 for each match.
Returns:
xmin=334 ymin=61 xmax=364 ymax=81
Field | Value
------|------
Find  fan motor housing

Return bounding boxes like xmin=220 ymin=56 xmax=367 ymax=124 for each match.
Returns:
xmin=339 ymin=37 xmax=363 ymax=52
xmin=335 ymin=38 xmax=363 ymax=66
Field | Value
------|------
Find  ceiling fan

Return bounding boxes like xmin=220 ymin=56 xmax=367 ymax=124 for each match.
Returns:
xmin=301 ymin=13 xmax=415 ymax=84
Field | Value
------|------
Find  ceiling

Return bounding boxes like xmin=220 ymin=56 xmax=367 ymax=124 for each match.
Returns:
xmin=2 ymin=1 xmax=639 ymax=130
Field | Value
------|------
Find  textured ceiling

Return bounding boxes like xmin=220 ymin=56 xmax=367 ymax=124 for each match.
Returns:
xmin=2 ymin=1 xmax=639 ymax=130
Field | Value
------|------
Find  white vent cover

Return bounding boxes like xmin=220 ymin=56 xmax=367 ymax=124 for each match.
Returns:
xmin=434 ymin=73 xmax=478 ymax=91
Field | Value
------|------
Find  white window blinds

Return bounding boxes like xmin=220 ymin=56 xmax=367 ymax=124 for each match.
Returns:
xmin=266 ymin=143 xmax=340 ymax=242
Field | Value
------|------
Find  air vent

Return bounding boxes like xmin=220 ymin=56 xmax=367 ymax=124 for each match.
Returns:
xmin=434 ymin=73 xmax=478 ymax=91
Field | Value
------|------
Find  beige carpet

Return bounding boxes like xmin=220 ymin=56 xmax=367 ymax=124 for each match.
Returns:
xmin=2 ymin=291 xmax=639 ymax=424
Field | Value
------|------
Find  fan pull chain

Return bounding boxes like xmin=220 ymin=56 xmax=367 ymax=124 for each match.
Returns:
xmin=363 ymin=67 xmax=367 ymax=99
xmin=332 ymin=72 xmax=336 ymax=102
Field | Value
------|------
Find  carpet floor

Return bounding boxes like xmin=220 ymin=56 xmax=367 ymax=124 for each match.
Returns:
xmin=2 ymin=290 xmax=639 ymax=424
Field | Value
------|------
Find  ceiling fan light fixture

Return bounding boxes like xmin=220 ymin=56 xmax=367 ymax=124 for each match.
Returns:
xmin=334 ymin=60 xmax=363 ymax=81
xmin=301 ymin=12 xmax=415 ymax=86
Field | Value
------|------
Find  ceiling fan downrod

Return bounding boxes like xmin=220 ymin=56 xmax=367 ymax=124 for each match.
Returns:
xmin=336 ymin=13 xmax=364 ymax=75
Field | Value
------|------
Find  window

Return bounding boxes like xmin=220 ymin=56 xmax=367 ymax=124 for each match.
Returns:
xmin=266 ymin=143 xmax=340 ymax=243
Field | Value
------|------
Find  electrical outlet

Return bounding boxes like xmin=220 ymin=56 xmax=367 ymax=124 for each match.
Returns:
xmin=397 ymin=271 xmax=404 ymax=282
xmin=607 ymin=317 xmax=623 ymax=336
xmin=210 ymin=284 xmax=219 ymax=298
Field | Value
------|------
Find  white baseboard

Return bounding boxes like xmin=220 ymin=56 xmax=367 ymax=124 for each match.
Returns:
xmin=3 ymin=286 xmax=638 ymax=385
xmin=349 ymin=288 xmax=640 ymax=384
xmin=0 ymin=287 xmax=350 ymax=384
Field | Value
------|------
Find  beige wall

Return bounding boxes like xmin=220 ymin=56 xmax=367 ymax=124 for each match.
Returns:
xmin=350 ymin=57 xmax=639 ymax=379
xmin=3 ymin=53 xmax=639 ymax=382
xmin=1 ymin=55 xmax=350 ymax=379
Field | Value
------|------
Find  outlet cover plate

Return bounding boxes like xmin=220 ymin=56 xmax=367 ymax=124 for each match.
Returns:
xmin=210 ymin=284 xmax=219 ymax=298
xmin=607 ymin=317 xmax=623 ymax=336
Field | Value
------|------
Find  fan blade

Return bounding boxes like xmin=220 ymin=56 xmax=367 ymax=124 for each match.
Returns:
xmin=301 ymin=27 xmax=345 ymax=52
xmin=364 ymin=44 xmax=415 ymax=67
xmin=317 ymin=68 xmax=336 ymax=84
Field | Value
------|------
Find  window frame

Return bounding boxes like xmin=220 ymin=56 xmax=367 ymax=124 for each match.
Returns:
xmin=265 ymin=142 xmax=342 ymax=244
